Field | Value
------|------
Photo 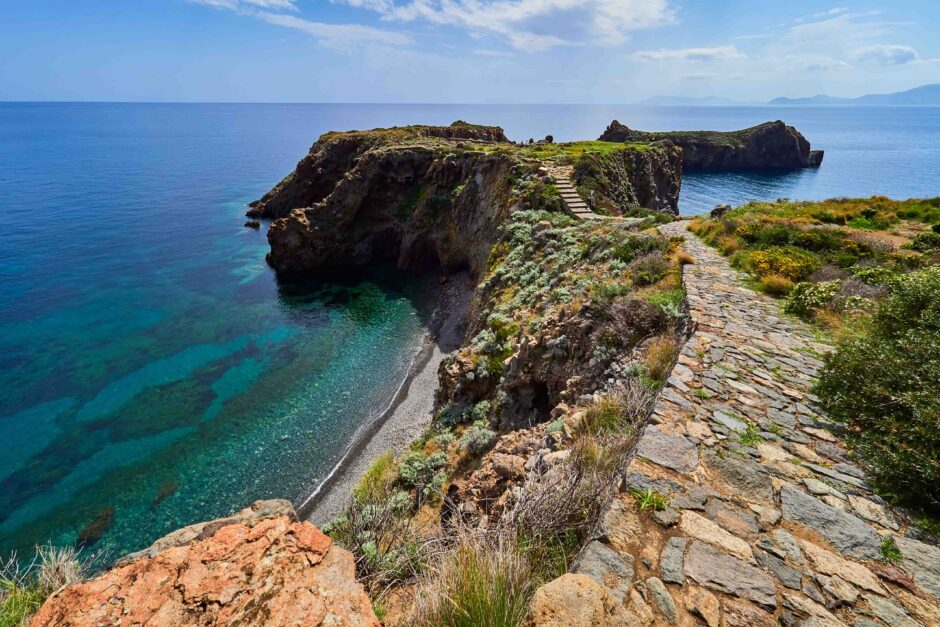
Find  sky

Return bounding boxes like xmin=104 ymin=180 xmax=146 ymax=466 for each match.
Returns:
xmin=1 ymin=1 xmax=938 ymax=103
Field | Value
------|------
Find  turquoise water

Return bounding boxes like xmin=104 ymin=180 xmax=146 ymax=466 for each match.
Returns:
xmin=1 ymin=103 xmax=938 ymax=561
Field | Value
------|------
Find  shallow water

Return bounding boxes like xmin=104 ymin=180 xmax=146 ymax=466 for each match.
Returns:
xmin=0 ymin=102 xmax=937 ymax=560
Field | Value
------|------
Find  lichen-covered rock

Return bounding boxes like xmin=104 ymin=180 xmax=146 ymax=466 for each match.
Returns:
xmin=599 ymin=120 xmax=824 ymax=171
xmin=31 ymin=501 xmax=378 ymax=627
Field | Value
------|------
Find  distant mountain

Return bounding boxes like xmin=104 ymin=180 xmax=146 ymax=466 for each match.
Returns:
xmin=636 ymin=95 xmax=757 ymax=106
xmin=770 ymin=83 xmax=940 ymax=106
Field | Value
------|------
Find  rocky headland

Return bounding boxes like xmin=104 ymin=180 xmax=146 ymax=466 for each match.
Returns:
xmin=252 ymin=121 xmax=683 ymax=278
xmin=599 ymin=119 xmax=825 ymax=171
xmin=29 ymin=123 xmax=940 ymax=627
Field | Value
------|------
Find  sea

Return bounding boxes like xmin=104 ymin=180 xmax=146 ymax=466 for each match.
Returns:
xmin=1 ymin=102 xmax=938 ymax=561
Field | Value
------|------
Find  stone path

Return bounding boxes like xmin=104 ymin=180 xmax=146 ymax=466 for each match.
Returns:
xmin=564 ymin=221 xmax=940 ymax=626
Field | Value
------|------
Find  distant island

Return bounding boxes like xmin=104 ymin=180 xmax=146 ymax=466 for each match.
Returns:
xmin=770 ymin=83 xmax=940 ymax=106
xmin=637 ymin=83 xmax=940 ymax=107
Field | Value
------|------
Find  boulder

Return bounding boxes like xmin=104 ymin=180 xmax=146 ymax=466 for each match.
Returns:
xmin=31 ymin=500 xmax=378 ymax=627
xmin=526 ymin=573 xmax=641 ymax=627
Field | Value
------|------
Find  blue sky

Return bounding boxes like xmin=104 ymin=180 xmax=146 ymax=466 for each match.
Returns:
xmin=1 ymin=1 xmax=938 ymax=102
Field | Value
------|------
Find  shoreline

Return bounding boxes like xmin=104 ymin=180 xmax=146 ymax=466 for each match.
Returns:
xmin=298 ymin=272 xmax=471 ymax=525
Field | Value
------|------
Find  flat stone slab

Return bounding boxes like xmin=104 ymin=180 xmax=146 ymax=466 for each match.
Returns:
xmin=780 ymin=484 xmax=881 ymax=560
xmin=572 ymin=541 xmax=634 ymax=601
xmin=701 ymin=448 xmax=774 ymax=502
xmin=684 ymin=541 xmax=777 ymax=609
xmin=660 ymin=536 xmax=686 ymax=584
xmin=635 ymin=425 xmax=698 ymax=473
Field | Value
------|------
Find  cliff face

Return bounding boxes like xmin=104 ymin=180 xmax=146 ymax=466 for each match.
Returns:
xmin=248 ymin=121 xmax=509 ymax=221
xmin=571 ymin=143 xmax=682 ymax=215
xmin=31 ymin=501 xmax=378 ymax=627
xmin=257 ymin=123 xmax=683 ymax=280
xmin=599 ymin=120 xmax=824 ymax=171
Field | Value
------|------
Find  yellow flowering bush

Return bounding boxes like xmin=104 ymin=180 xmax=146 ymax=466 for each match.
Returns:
xmin=746 ymin=247 xmax=820 ymax=281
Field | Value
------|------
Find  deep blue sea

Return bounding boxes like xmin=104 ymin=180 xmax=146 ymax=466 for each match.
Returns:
xmin=1 ymin=103 xmax=938 ymax=561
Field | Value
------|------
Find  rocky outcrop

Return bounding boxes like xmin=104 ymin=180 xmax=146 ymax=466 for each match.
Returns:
xmin=248 ymin=121 xmax=508 ymax=220
xmin=256 ymin=123 xmax=519 ymax=279
xmin=599 ymin=120 xmax=824 ymax=171
xmin=31 ymin=500 xmax=378 ymax=627
xmin=571 ymin=143 xmax=682 ymax=215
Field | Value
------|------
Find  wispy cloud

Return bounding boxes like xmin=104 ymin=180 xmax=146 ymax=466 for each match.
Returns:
xmin=631 ymin=45 xmax=745 ymax=62
xmin=333 ymin=0 xmax=676 ymax=51
xmin=189 ymin=0 xmax=411 ymax=49
xmin=257 ymin=12 xmax=412 ymax=48
xmin=853 ymin=44 xmax=919 ymax=66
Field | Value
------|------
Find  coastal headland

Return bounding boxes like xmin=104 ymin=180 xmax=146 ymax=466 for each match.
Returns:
xmin=32 ymin=121 xmax=940 ymax=627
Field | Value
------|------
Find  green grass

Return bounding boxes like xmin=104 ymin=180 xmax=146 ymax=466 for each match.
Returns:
xmin=880 ymin=537 xmax=904 ymax=565
xmin=0 ymin=580 xmax=46 ymax=627
xmin=737 ymin=423 xmax=764 ymax=447
xmin=415 ymin=539 xmax=534 ymax=627
xmin=523 ymin=140 xmax=650 ymax=161
xmin=629 ymin=487 xmax=669 ymax=512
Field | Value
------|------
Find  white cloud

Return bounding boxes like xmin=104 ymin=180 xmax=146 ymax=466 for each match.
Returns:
xmin=631 ymin=45 xmax=745 ymax=62
xmin=333 ymin=0 xmax=675 ymax=51
xmin=189 ymin=0 xmax=411 ymax=49
xmin=782 ymin=54 xmax=851 ymax=72
xmin=793 ymin=7 xmax=847 ymax=24
xmin=257 ymin=12 xmax=412 ymax=48
xmin=853 ymin=44 xmax=919 ymax=66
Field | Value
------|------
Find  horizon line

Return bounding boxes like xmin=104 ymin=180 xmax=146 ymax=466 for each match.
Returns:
xmin=2 ymin=100 xmax=940 ymax=107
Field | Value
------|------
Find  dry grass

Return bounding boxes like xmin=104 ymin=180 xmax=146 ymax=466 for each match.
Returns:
xmin=411 ymin=532 xmax=534 ymax=627
xmin=576 ymin=380 xmax=655 ymax=438
xmin=645 ymin=335 xmax=678 ymax=381
xmin=676 ymin=252 xmax=695 ymax=265
xmin=759 ymin=274 xmax=796 ymax=295
xmin=1 ymin=545 xmax=86 ymax=627
xmin=717 ymin=235 xmax=742 ymax=255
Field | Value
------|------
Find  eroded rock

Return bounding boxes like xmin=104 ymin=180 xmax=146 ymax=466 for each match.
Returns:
xmin=32 ymin=501 xmax=377 ymax=627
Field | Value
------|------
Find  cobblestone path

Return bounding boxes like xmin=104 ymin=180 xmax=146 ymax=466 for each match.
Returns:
xmin=561 ymin=221 xmax=940 ymax=626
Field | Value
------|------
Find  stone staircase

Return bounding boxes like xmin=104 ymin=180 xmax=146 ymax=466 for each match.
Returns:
xmin=554 ymin=173 xmax=599 ymax=220
xmin=548 ymin=167 xmax=611 ymax=220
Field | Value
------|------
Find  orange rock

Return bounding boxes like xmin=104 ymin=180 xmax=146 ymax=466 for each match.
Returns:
xmin=31 ymin=500 xmax=377 ymax=627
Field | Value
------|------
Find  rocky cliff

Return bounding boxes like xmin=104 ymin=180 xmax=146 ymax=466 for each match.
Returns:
xmin=599 ymin=120 xmax=824 ymax=171
xmin=253 ymin=122 xmax=684 ymax=279
xmin=571 ymin=143 xmax=682 ymax=215
xmin=31 ymin=500 xmax=378 ymax=627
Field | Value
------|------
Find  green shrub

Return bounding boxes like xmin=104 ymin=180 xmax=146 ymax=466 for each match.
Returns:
xmin=785 ymin=281 xmax=841 ymax=318
xmin=909 ymin=231 xmax=940 ymax=252
xmin=815 ymin=267 xmax=940 ymax=515
xmin=459 ymin=422 xmax=498 ymax=457
xmin=354 ymin=452 xmax=397 ymax=503
xmin=399 ymin=452 xmax=449 ymax=504
xmin=647 ymin=288 xmax=685 ymax=318
xmin=628 ymin=252 xmax=670 ymax=286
